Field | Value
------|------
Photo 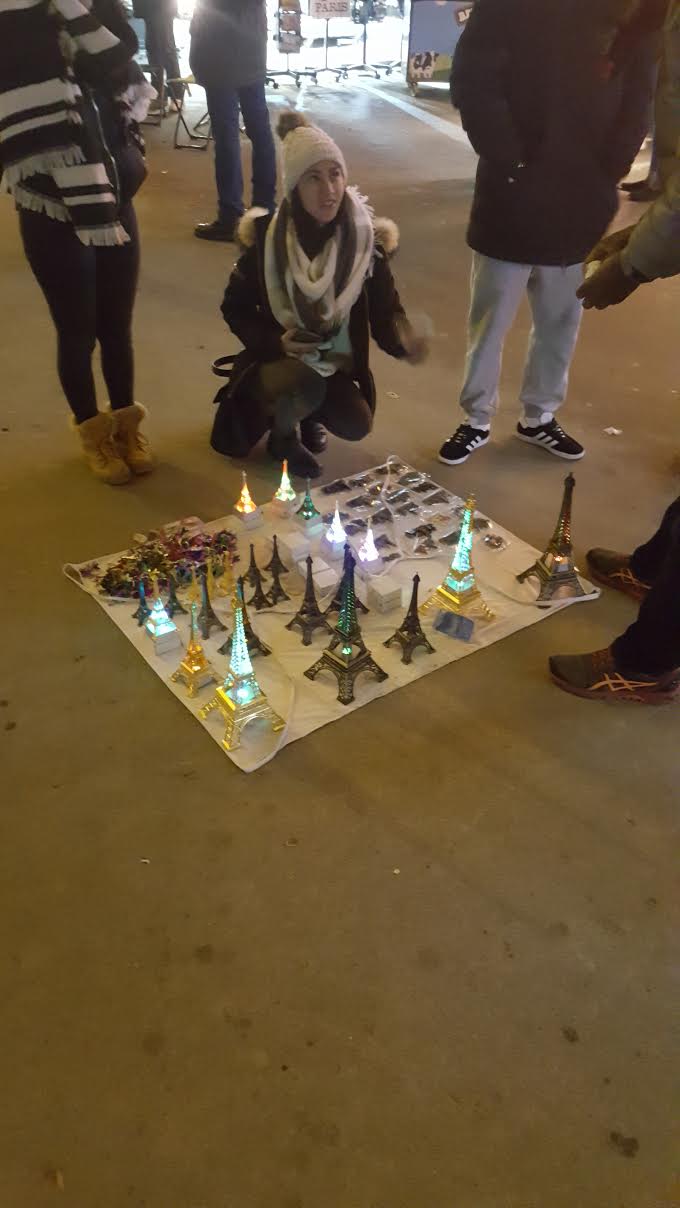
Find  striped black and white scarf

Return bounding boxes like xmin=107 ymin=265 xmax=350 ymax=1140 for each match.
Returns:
xmin=0 ymin=0 xmax=151 ymax=245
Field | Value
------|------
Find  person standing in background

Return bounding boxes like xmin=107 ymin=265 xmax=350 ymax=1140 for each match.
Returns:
xmin=133 ymin=0 xmax=184 ymax=111
xmin=190 ymin=0 xmax=276 ymax=242
xmin=0 ymin=0 xmax=155 ymax=485
xmin=437 ymin=0 xmax=657 ymax=468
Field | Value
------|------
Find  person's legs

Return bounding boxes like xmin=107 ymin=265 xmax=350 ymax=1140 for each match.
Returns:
xmin=19 ymin=208 xmax=98 ymax=422
xmin=612 ymin=504 xmax=680 ymax=674
xmin=204 ymin=84 xmax=243 ymax=228
xmin=460 ymin=253 xmax=530 ymax=426
xmin=520 ymin=264 xmax=583 ymax=421
xmin=96 ymin=202 xmax=140 ymax=412
xmin=439 ymin=253 xmax=529 ymax=465
xmin=515 ymin=263 xmax=585 ymax=458
xmin=254 ymin=358 xmax=327 ymax=477
xmin=18 ymin=208 xmax=130 ymax=483
xmin=143 ymin=16 xmax=163 ymax=98
xmin=316 ymin=374 xmax=373 ymax=440
xmin=96 ymin=203 xmax=153 ymax=473
xmin=549 ymin=497 xmax=680 ymax=701
xmin=237 ymin=81 xmax=276 ymax=213
xmin=158 ymin=11 xmax=182 ymax=102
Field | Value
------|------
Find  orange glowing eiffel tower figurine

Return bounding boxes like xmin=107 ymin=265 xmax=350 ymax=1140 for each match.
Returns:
xmin=516 ymin=473 xmax=596 ymax=606
xmin=171 ymin=602 xmax=220 ymax=698
xmin=422 ymin=495 xmax=494 ymax=620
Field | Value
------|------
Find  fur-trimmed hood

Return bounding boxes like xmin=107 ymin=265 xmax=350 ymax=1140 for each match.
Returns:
xmin=236 ymin=207 xmax=400 ymax=257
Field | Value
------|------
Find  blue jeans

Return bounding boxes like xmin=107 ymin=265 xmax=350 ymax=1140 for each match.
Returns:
xmin=205 ymin=81 xmax=276 ymax=224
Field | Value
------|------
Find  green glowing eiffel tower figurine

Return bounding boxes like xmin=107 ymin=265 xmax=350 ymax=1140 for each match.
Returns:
xmin=305 ymin=551 xmax=388 ymax=705
xmin=218 ymin=575 xmax=271 ymax=658
xmin=324 ymin=543 xmax=369 ymax=617
xmin=384 ymin=573 xmax=436 ymax=665
xmin=286 ymin=556 xmax=332 ymax=646
xmin=422 ymin=494 xmax=494 ymax=621
xmin=516 ymin=473 xmax=596 ymax=607
xmin=200 ymin=583 xmax=284 ymax=752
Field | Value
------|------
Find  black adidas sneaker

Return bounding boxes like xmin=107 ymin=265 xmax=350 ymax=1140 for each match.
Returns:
xmin=438 ymin=424 xmax=490 ymax=466
xmin=516 ymin=419 xmax=584 ymax=460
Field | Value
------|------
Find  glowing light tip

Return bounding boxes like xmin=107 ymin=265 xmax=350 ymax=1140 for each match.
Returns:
xmin=274 ymin=459 xmax=297 ymax=504
xmin=358 ymin=523 xmax=380 ymax=563
xmin=326 ymin=503 xmax=347 ymax=545
xmin=235 ymin=472 xmax=257 ymax=515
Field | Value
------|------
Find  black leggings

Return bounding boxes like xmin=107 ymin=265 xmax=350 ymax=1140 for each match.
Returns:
xmin=19 ymin=203 xmax=140 ymax=423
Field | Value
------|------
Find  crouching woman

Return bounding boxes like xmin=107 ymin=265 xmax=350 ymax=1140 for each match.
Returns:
xmin=215 ymin=111 xmax=426 ymax=478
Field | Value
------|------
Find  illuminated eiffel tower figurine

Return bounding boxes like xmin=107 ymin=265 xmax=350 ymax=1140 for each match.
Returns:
xmin=286 ymin=555 xmax=332 ymax=646
xmin=422 ymin=494 xmax=494 ymax=621
xmin=171 ymin=602 xmax=220 ymax=698
xmin=324 ymin=543 xmax=369 ymax=617
xmin=200 ymin=583 xmax=284 ymax=752
xmin=384 ymin=573 xmax=436 ymax=665
xmin=516 ymin=473 xmax=597 ymax=607
xmin=218 ymin=576 xmax=271 ymax=658
xmin=305 ymin=551 xmax=388 ymax=705
xmin=197 ymin=563 xmax=226 ymax=640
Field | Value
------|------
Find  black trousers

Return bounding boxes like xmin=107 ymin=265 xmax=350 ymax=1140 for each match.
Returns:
xmin=19 ymin=204 xmax=140 ymax=423
xmin=254 ymin=358 xmax=373 ymax=442
xmin=613 ymin=496 xmax=680 ymax=674
xmin=144 ymin=12 xmax=182 ymax=101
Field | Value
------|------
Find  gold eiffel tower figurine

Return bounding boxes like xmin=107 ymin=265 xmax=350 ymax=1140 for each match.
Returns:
xmin=171 ymin=602 xmax=220 ymax=698
xmin=516 ymin=473 xmax=596 ymax=607
xmin=422 ymin=495 xmax=494 ymax=620
xmin=200 ymin=583 xmax=284 ymax=751
xmin=305 ymin=551 xmax=388 ymax=705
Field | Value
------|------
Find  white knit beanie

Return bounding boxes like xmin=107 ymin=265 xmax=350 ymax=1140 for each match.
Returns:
xmin=277 ymin=112 xmax=347 ymax=198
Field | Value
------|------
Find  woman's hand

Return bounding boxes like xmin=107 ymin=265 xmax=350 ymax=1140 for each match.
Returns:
xmin=281 ymin=328 xmax=321 ymax=358
xmin=396 ymin=318 xmax=429 ymax=366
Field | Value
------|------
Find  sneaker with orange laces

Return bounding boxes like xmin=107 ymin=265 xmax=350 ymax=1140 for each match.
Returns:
xmin=549 ymin=647 xmax=680 ymax=704
xmin=586 ymin=549 xmax=651 ymax=601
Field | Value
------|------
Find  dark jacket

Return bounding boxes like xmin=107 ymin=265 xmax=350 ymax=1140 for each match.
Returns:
xmin=216 ymin=210 xmax=407 ymax=454
xmin=190 ymin=0 xmax=267 ymax=90
xmin=450 ymin=0 xmax=657 ymax=265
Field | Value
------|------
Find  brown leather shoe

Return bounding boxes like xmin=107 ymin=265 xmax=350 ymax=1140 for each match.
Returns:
xmin=586 ymin=548 xmax=651 ymax=601
xmin=549 ymin=647 xmax=679 ymax=704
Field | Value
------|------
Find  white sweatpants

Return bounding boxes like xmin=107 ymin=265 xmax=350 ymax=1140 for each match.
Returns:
xmin=459 ymin=253 xmax=584 ymax=427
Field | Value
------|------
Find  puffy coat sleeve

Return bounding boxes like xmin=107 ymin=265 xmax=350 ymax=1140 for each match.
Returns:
xmin=622 ymin=157 xmax=680 ymax=280
xmin=366 ymin=248 xmax=408 ymax=360
xmin=449 ymin=0 xmax=525 ymax=170
xmin=221 ymin=246 xmax=283 ymax=362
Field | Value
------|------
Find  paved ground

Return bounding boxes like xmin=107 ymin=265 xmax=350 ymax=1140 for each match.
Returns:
xmin=1 ymin=81 xmax=678 ymax=1208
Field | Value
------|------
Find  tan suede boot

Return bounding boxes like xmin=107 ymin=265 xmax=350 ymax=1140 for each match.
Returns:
xmin=74 ymin=413 xmax=131 ymax=485
xmin=112 ymin=403 xmax=154 ymax=474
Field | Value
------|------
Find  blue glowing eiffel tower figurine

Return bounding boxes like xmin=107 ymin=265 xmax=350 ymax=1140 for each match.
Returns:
xmin=200 ymin=583 xmax=284 ymax=751
xmin=422 ymin=494 xmax=494 ymax=620
xmin=305 ymin=551 xmax=388 ymax=705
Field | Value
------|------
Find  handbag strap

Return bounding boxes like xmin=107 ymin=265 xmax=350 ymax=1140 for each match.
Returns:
xmin=212 ymin=354 xmax=237 ymax=378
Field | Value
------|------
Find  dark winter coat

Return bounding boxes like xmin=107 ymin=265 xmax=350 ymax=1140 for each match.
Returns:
xmin=190 ymin=0 xmax=267 ymax=90
xmin=450 ymin=0 xmax=658 ymax=265
xmin=215 ymin=210 xmax=408 ymax=456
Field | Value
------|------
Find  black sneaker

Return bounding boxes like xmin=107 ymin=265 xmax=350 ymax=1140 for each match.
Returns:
xmin=438 ymin=423 xmax=490 ymax=466
xmin=194 ymin=219 xmax=238 ymax=243
xmin=516 ymin=419 xmax=584 ymax=460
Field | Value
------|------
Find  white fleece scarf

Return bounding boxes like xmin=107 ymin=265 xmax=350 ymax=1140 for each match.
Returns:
xmin=264 ymin=186 xmax=375 ymax=375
